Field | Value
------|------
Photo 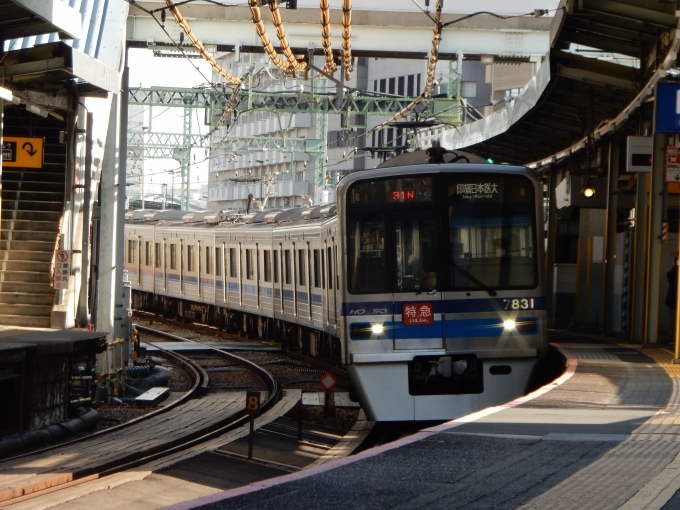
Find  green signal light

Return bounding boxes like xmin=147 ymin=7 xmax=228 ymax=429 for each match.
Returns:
xmin=487 ymin=158 xmax=494 ymax=164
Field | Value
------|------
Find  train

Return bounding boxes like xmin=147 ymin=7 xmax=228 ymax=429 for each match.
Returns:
xmin=125 ymin=156 xmax=548 ymax=421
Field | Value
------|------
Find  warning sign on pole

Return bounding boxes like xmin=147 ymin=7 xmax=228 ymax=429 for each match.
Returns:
xmin=662 ymin=222 xmax=669 ymax=244
xmin=665 ymin=146 xmax=680 ymax=182
xmin=54 ymin=250 xmax=71 ymax=290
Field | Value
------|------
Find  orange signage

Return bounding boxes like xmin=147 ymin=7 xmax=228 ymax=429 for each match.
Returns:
xmin=1 ymin=136 xmax=44 ymax=168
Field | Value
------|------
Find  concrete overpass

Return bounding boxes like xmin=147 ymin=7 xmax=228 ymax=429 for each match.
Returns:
xmin=126 ymin=1 xmax=553 ymax=60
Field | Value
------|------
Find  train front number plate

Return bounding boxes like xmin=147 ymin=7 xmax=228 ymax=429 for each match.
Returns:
xmin=403 ymin=302 xmax=434 ymax=326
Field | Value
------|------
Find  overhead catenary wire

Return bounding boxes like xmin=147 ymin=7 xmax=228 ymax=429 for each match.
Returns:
xmin=164 ymin=0 xmax=241 ymax=85
xmin=370 ymin=0 xmax=443 ymax=135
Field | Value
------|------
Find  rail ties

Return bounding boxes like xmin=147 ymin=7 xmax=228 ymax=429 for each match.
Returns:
xmin=0 ymin=327 xmax=282 ymax=507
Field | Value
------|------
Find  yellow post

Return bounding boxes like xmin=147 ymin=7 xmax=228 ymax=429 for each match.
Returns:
xmin=676 ymin=243 xmax=680 ymax=359
xmin=574 ymin=238 xmax=582 ymax=324
xmin=586 ymin=237 xmax=592 ymax=325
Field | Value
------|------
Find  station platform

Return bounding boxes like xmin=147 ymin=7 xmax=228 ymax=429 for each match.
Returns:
xmin=168 ymin=331 xmax=680 ymax=510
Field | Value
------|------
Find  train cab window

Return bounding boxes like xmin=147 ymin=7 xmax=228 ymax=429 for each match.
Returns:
xmin=215 ymin=248 xmax=222 ymax=276
xmin=205 ymin=247 xmax=212 ymax=275
xmin=273 ymin=250 xmax=280 ymax=283
xmin=229 ymin=248 xmax=237 ymax=277
xmin=348 ymin=212 xmax=388 ymax=294
xmin=327 ymin=246 xmax=333 ymax=290
xmin=394 ymin=219 xmax=437 ymax=292
xmin=313 ymin=249 xmax=323 ymax=288
xmin=264 ymin=250 xmax=272 ymax=282
xmin=246 ymin=249 xmax=255 ymax=280
xmin=297 ymin=249 xmax=306 ymax=286
xmin=170 ymin=244 xmax=177 ymax=269
xmin=127 ymin=240 xmax=137 ymax=264
xmin=145 ymin=242 xmax=152 ymax=266
xmin=187 ymin=245 xmax=196 ymax=272
xmin=284 ymin=250 xmax=292 ymax=284
xmin=155 ymin=243 xmax=162 ymax=268
xmin=448 ymin=174 xmax=537 ymax=290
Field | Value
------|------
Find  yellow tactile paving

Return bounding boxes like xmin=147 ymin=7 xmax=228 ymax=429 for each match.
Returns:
xmin=632 ymin=346 xmax=680 ymax=378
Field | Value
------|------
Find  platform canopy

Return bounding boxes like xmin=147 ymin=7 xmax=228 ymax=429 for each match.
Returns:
xmin=444 ymin=0 xmax=679 ymax=168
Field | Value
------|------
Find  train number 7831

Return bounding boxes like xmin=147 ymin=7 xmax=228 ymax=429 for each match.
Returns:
xmin=503 ymin=298 xmax=535 ymax=310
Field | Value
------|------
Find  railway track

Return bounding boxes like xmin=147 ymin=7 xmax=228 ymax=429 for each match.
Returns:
xmin=0 ymin=328 xmax=283 ymax=507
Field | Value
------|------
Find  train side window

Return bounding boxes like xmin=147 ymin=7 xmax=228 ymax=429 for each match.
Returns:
xmin=145 ymin=242 xmax=151 ymax=266
xmin=246 ymin=249 xmax=254 ymax=280
xmin=273 ymin=250 xmax=280 ymax=283
xmin=264 ymin=250 xmax=272 ymax=282
xmin=205 ymin=247 xmax=212 ymax=275
xmin=154 ymin=243 xmax=161 ymax=268
xmin=229 ymin=248 xmax=237 ymax=277
xmin=327 ymin=246 xmax=333 ymax=290
xmin=215 ymin=248 xmax=221 ymax=276
xmin=298 ymin=249 xmax=306 ymax=286
xmin=284 ymin=250 xmax=292 ymax=284
xmin=187 ymin=245 xmax=196 ymax=272
xmin=170 ymin=244 xmax=177 ymax=269
xmin=127 ymin=240 xmax=137 ymax=264
xmin=313 ymin=249 xmax=322 ymax=288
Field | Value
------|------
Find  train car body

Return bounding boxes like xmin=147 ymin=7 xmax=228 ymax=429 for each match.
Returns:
xmin=125 ymin=162 xmax=547 ymax=422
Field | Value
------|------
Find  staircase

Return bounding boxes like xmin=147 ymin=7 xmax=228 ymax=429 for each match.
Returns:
xmin=0 ymin=107 xmax=66 ymax=327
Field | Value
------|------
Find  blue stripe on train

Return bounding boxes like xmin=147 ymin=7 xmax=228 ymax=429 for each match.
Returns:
xmin=342 ymin=297 xmax=546 ymax=316
xmin=349 ymin=317 xmax=539 ymax=340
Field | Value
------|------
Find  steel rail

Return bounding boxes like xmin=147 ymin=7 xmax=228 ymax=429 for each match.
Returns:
xmin=0 ymin=342 xmax=206 ymax=463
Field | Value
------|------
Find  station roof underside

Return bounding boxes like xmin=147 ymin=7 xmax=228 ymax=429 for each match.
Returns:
xmin=446 ymin=0 xmax=679 ymax=168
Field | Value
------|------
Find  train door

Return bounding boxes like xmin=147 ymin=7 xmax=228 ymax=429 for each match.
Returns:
xmin=391 ymin=209 xmax=443 ymax=350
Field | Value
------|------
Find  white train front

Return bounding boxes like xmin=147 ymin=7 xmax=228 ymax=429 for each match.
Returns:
xmin=125 ymin=163 xmax=548 ymax=421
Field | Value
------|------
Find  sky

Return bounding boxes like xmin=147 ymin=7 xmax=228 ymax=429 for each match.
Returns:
xmin=128 ymin=49 xmax=213 ymax=196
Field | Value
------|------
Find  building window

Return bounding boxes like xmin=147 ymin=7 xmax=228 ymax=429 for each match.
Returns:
xmin=417 ymin=74 xmax=421 ymax=95
xmin=379 ymin=79 xmax=386 ymax=93
xmin=373 ymin=80 xmax=377 ymax=92
xmin=407 ymin=75 xmax=415 ymax=96
xmin=398 ymin=76 xmax=405 ymax=96
xmin=170 ymin=244 xmax=177 ymax=269
xmin=387 ymin=128 xmax=394 ymax=146
xmin=389 ymin=77 xmax=395 ymax=95
xmin=462 ymin=81 xmax=478 ymax=98
xmin=155 ymin=243 xmax=162 ymax=268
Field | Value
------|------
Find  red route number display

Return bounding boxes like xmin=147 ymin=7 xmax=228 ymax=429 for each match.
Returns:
xmin=392 ymin=190 xmax=415 ymax=201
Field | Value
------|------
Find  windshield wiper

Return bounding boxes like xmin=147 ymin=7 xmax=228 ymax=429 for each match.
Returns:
xmin=451 ymin=262 xmax=497 ymax=297
xmin=415 ymin=272 xmax=434 ymax=295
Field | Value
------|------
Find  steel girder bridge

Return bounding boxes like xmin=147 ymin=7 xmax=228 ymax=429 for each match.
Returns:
xmin=127 ymin=84 xmax=460 ymax=209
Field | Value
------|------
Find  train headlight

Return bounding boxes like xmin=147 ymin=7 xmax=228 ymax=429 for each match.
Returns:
xmin=503 ymin=319 xmax=516 ymax=330
xmin=371 ymin=324 xmax=384 ymax=335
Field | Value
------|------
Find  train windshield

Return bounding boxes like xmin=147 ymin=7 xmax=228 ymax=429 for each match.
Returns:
xmin=448 ymin=174 xmax=537 ymax=290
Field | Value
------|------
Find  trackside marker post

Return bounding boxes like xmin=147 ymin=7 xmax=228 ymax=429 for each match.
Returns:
xmin=320 ymin=372 xmax=337 ymax=418
xmin=246 ymin=391 xmax=260 ymax=459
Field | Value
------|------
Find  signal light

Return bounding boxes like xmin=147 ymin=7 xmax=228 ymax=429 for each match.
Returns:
xmin=487 ymin=158 xmax=494 ymax=164
xmin=582 ymin=186 xmax=596 ymax=198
